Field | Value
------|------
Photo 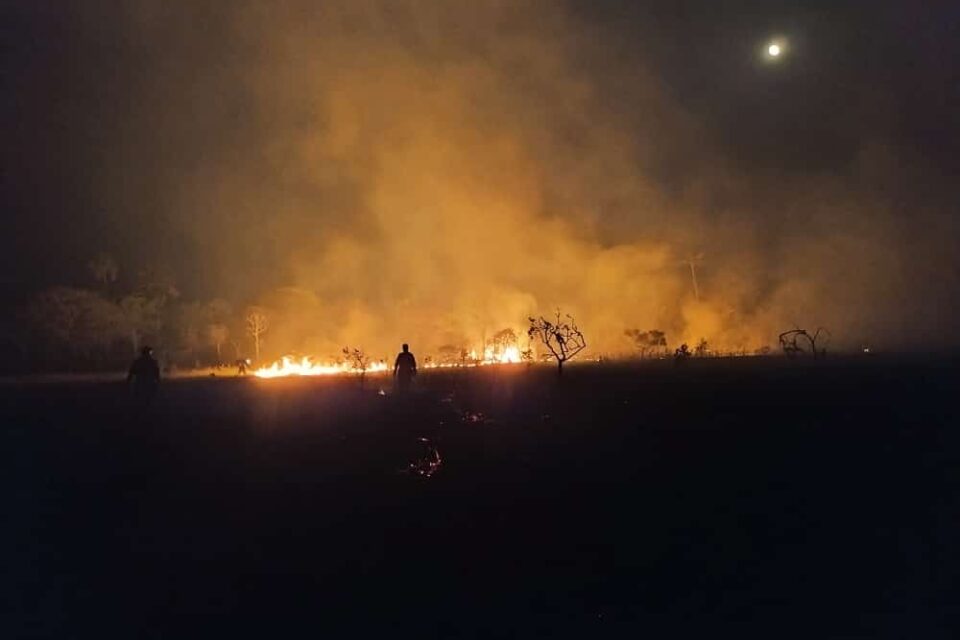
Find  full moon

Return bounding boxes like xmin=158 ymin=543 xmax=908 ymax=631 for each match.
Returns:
xmin=768 ymin=43 xmax=781 ymax=57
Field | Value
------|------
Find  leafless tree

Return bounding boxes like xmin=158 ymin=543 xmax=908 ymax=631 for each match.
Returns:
xmin=528 ymin=309 xmax=586 ymax=376
xmin=625 ymin=329 xmax=667 ymax=359
xmin=245 ymin=306 xmax=269 ymax=362
xmin=779 ymin=328 xmax=830 ymax=359
xmin=343 ymin=346 xmax=371 ymax=389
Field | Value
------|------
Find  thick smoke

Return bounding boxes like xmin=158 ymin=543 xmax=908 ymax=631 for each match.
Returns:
xmin=82 ymin=1 xmax=958 ymax=358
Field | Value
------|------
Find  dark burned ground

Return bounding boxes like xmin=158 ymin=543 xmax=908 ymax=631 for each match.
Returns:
xmin=3 ymin=357 xmax=958 ymax=637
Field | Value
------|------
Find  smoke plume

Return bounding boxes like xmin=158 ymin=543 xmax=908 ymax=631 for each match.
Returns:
xmin=24 ymin=1 xmax=958 ymax=358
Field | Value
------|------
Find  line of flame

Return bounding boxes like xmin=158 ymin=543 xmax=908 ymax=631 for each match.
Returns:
xmin=255 ymin=345 xmax=525 ymax=378
xmin=254 ymin=356 xmax=389 ymax=378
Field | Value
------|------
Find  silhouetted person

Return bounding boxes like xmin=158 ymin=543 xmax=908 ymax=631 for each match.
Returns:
xmin=128 ymin=345 xmax=160 ymax=404
xmin=236 ymin=358 xmax=249 ymax=375
xmin=394 ymin=343 xmax=417 ymax=394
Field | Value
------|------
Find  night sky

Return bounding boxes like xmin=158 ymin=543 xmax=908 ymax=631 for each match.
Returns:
xmin=2 ymin=1 xmax=958 ymax=350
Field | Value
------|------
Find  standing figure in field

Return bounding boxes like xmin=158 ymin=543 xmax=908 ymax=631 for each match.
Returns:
xmin=393 ymin=343 xmax=417 ymax=394
xmin=127 ymin=345 xmax=160 ymax=404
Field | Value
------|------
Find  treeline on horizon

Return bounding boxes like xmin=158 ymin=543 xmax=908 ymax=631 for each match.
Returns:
xmin=4 ymin=254 xmax=255 ymax=375
xmin=3 ymin=253 xmax=810 ymax=376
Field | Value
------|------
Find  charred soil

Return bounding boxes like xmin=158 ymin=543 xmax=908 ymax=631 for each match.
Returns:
xmin=2 ymin=357 xmax=957 ymax=637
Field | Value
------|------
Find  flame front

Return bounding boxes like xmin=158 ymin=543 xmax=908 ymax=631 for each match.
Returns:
xmin=483 ymin=345 xmax=520 ymax=363
xmin=499 ymin=346 xmax=521 ymax=363
xmin=255 ymin=356 xmax=389 ymax=378
xmin=256 ymin=342 xmax=526 ymax=378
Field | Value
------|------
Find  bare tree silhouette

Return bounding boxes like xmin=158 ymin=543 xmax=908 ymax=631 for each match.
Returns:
xmin=342 ymin=346 xmax=371 ymax=389
xmin=528 ymin=309 xmax=586 ymax=376
xmin=779 ymin=327 xmax=830 ymax=359
xmin=245 ymin=307 xmax=269 ymax=362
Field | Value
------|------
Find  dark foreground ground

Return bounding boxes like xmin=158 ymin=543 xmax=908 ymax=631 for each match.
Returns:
xmin=2 ymin=357 xmax=958 ymax=637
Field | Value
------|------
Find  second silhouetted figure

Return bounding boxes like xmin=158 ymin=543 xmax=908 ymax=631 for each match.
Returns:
xmin=393 ymin=343 xmax=417 ymax=394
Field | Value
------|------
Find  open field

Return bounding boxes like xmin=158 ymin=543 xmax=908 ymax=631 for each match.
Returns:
xmin=2 ymin=357 xmax=957 ymax=637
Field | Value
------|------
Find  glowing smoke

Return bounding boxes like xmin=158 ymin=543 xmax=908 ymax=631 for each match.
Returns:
xmin=70 ymin=1 xmax=959 ymax=358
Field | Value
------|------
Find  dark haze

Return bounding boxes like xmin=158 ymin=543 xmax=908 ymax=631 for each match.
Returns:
xmin=3 ymin=1 xmax=959 ymax=359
